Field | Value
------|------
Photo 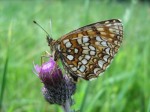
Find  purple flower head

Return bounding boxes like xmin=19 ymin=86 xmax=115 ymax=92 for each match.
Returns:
xmin=34 ymin=57 xmax=63 ymax=86
xmin=33 ymin=57 xmax=76 ymax=105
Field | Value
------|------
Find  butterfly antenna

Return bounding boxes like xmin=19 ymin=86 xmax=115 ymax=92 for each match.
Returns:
xmin=33 ymin=20 xmax=50 ymax=37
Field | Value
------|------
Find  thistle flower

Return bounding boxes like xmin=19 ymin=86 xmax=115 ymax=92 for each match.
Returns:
xmin=33 ymin=57 xmax=76 ymax=106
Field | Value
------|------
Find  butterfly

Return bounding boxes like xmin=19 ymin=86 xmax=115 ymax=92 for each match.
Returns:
xmin=36 ymin=19 xmax=123 ymax=81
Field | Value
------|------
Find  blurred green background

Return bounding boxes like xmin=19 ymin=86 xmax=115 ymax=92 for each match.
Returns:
xmin=0 ymin=0 xmax=150 ymax=112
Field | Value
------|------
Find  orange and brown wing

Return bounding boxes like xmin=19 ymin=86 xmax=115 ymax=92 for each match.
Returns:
xmin=55 ymin=19 xmax=123 ymax=80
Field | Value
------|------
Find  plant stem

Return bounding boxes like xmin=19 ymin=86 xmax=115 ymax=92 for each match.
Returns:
xmin=62 ymin=99 xmax=71 ymax=112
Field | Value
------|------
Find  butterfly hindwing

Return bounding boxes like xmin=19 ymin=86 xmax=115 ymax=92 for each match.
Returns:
xmin=54 ymin=19 xmax=123 ymax=80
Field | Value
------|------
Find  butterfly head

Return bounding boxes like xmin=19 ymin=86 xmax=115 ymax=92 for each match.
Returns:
xmin=47 ymin=35 xmax=54 ymax=51
xmin=47 ymin=35 xmax=59 ymax=61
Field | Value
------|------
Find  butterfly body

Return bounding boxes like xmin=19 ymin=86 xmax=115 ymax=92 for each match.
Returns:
xmin=47 ymin=19 xmax=123 ymax=81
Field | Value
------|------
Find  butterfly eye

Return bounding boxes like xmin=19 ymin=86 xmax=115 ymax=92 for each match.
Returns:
xmin=46 ymin=36 xmax=53 ymax=46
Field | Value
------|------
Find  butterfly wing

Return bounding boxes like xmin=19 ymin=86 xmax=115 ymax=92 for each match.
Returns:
xmin=55 ymin=19 xmax=123 ymax=80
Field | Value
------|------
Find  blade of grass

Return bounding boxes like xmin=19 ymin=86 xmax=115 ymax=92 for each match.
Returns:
xmin=86 ymin=88 xmax=105 ymax=112
xmin=0 ymin=52 xmax=9 ymax=111
xmin=147 ymin=98 xmax=150 ymax=112
xmin=115 ymin=56 xmax=141 ymax=112
xmin=80 ymin=82 xmax=90 ymax=112
xmin=0 ymin=21 xmax=12 ymax=111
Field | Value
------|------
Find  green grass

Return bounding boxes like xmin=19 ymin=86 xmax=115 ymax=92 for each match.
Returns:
xmin=0 ymin=0 xmax=150 ymax=112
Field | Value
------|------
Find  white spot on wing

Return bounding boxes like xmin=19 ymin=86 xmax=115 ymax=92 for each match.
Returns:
xmin=57 ymin=44 xmax=60 ymax=51
xmin=89 ymin=77 xmax=97 ymax=81
xmin=89 ymin=45 xmax=95 ymax=50
xmin=78 ymin=62 xmax=82 ymax=66
xmin=109 ymin=28 xmax=114 ymax=33
xmin=85 ymin=43 xmax=90 ymax=46
xmin=79 ymin=56 xmax=83 ymax=61
xmin=95 ymin=42 xmax=100 ymax=45
xmin=114 ymin=23 xmax=121 ymax=26
xmin=63 ymin=39 xmax=69 ymax=44
xmin=101 ymin=32 xmax=107 ymax=35
xmin=119 ymin=26 xmax=123 ymax=30
xmin=112 ymin=25 xmax=118 ymax=29
xmin=120 ymin=31 xmax=123 ymax=34
xmin=77 ymin=74 xmax=83 ymax=77
xmin=81 ymin=59 xmax=88 ymax=64
xmin=68 ymin=49 xmax=71 ymax=52
xmin=82 ymin=50 xmax=89 ymax=54
xmin=83 ymin=46 xmax=89 ymax=50
xmin=82 ymin=36 xmax=89 ymax=43
xmin=67 ymin=55 xmax=74 ymax=61
xmin=98 ymin=60 xmax=105 ymax=68
xmin=66 ymin=41 xmax=72 ymax=48
xmin=97 ymin=28 xmax=104 ymax=31
xmin=69 ymin=65 xmax=73 ymax=67
xmin=105 ymin=21 xmax=109 ymax=24
xmin=90 ymin=51 xmax=95 ymax=55
xmin=114 ymin=40 xmax=118 ymax=45
xmin=115 ymin=30 xmax=120 ymax=34
xmin=103 ymin=55 xmax=109 ymax=62
xmin=94 ymin=68 xmax=100 ymax=74
xmin=74 ymin=48 xmax=78 ymax=53
xmin=106 ymin=24 xmax=111 ymax=27
xmin=77 ymin=38 xmax=82 ymax=44
xmin=72 ymin=67 xmax=77 ymax=71
xmin=101 ymin=41 xmax=107 ymax=47
xmin=105 ymin=48 xmax=110 ymax=54
xmin=85 ymin=55 xmax=91 ymax=60
xmin=96 ymin=36 xmax=103 ymax=41
xmin=79 ymin=65 xmax=86 ymax=72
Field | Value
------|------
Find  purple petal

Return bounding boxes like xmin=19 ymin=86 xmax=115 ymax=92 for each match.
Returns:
xmin=33 ymin=57 xmax=63 ymax=86
xmin=34 ymin=64 xmax=41 ymax=74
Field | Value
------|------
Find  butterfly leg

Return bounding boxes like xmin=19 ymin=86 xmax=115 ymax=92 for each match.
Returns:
xmin=41 ymin=51 xmax=52 ymax=65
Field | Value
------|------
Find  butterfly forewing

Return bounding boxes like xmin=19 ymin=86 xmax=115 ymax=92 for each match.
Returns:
xmin=55 ymin=19 xmax=123 ymax=80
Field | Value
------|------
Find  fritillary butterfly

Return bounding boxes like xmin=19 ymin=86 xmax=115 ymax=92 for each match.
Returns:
xmin=38 ymin=19 xmax=123 ymax=81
